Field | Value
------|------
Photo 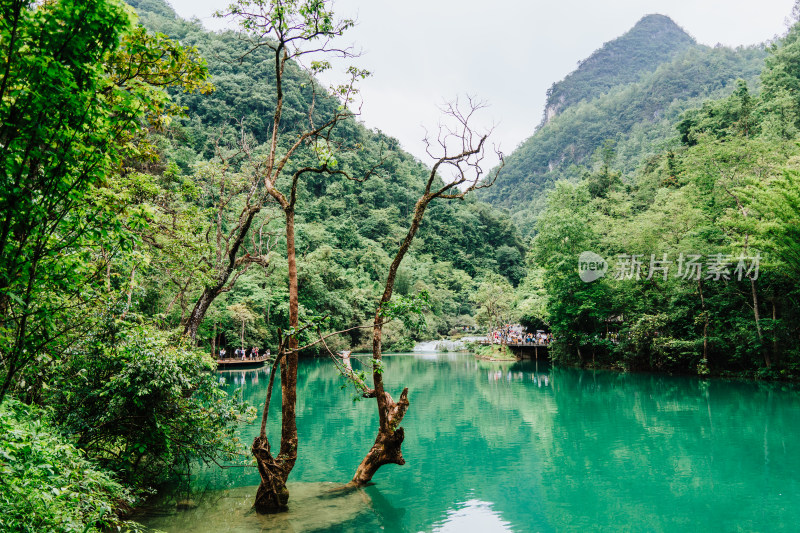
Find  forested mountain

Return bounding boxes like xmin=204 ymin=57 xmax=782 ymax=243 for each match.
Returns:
xmin=481 ymin=15 xmax=768 ymax=234
xmin=126 ymin=0 xmax=526 ymax=352
xmin=542 ymin=14 xmax=695 ymax=126
xmin=517 ymin=16 xmax=800 ymax=377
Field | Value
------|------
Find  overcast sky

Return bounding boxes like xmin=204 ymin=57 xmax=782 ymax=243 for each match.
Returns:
xmin=167 ymin=0 xmax=797 ymax=166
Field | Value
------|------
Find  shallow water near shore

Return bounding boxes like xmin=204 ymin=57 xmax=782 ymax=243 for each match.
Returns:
xmin=135 ymin=352 xmax=800 ymax=532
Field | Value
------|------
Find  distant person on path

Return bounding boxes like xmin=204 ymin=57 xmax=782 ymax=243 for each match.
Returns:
xmin=219 ymin=348 xmax=226 ymax=359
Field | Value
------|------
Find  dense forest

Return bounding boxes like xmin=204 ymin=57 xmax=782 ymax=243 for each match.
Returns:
xmin=128 ymin=0 xmax=526 ymax=354
xmin=0 ymin=0 xmax=523 ymax=529
xmin=5 ymin=0 xmax=800 ymax=529
xmin=515 ymin=15 xmax=800 ymax=379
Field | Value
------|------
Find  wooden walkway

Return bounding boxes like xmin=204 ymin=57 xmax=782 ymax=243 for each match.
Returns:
xmin=477 ymin=340 xmax=550 ymax=348
xmin=215 ymin=355 xmax=269 ymax=368
xmin=478 ymin=339 xmax=551 ymax=360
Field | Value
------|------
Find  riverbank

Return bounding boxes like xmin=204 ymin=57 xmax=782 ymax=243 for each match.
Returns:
xmin=555 ymin=356 xmax=800 ymax=384
xmin=471 ymin=343 xmax=518 ymax=361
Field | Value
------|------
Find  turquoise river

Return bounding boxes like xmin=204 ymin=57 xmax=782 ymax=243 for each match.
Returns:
xmin=136 ymin=351 xmax=800 ymax=532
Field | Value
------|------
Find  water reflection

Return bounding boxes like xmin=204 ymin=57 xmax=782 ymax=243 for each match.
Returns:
xmin=433 ymin=499 xmax=513 ymax=532
xmin=137 ymin=353 xmax=800 ymax=532
xmin=218 ymin=367 xmax=270 ymax=388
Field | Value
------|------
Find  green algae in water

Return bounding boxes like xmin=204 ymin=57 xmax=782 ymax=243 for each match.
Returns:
xmin=137 ymin=482 xmax=382 ymax=532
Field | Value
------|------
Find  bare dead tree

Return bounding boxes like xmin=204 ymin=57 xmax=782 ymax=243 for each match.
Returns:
xmin=349 ymin=97 xmax=503 ymax=486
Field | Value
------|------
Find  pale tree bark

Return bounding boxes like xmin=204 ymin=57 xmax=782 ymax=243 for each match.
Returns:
xmin=721 ymin=174 xmax=769 ymax=368
xmin=772 ymin=296 xmax=778 ymax=365
xmin=182 ymin=173 xmax=274 ymax=340
xmin=751 ymin=277 xmax=769 ymax=367
xmin=698 ymin=279 xmax=709 ymax=370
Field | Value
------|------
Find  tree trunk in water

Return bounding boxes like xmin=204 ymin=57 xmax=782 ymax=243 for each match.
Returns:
xmin=349 ymin=196 xmax=428 ymax=487
xmin=349 ymin=316 xmax=410 ymax=487
xmin=350 ymin=388 xmax=409 ymax=486
xmin=252 ymin=208 xmax=299 ymax=513
xmin=251 ymin=437 xmax=291 ymax=512
xmin=346 ymin=117 xmax=495 ymax=488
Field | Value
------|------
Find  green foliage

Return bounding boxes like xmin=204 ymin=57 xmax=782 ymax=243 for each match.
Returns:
xmin=0 ymin=0 xmax=211 ymax=400
xmin=522 ymin=20 xmax=800 ymax=374
xmin=544 ymin=14 xmax=696 ymax=121
xmin=118 ymin=0 xmax=528 ymax=354
xmin=761 ymin=22 xmax=800 ymax=133
xmin=0 ymin=0 xmax=249 ymax=523
xmin=746 ymin=167 xmax=800 ymax=286
xmin=44 ymin=323 xmax=254 ymax=487
xmin=0 ymin=399 xmax=137 ymax=533
xmin=0 ymin=0 xmax=529 ymax=524
xmin=471 ymin=273 xmax=516 ymax=333
xmin=0 ymin=0 xmax=132 ymax=399
xmin=380 ymin=291 xmax=430 ymax=330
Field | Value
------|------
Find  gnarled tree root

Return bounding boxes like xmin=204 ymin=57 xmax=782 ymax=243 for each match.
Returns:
xmin=350 ymin=388 xmax=410 ymax=487
xmin=252 ymin=436 xmax=291 ymax=513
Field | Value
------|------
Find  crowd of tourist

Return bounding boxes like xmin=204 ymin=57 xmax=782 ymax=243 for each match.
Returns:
xmin=217 ymin=346 xmax=271 ymax=361
xmin=488 ymin=325 xmax=552 ymax=345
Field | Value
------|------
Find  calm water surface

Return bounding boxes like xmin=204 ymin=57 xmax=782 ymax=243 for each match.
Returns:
xmin=137 ymin=353 xmax=800 ymax=532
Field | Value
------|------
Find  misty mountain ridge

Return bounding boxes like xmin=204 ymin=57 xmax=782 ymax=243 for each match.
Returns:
xmin=542 ymin=14 xmax=696 ymax=127
xmin=481 ymin=14 xmax=768 ymax=233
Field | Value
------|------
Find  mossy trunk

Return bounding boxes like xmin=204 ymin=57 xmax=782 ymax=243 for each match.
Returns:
xmin=350 ymin=388 xmax=409 ymax=486
xmin=252 ymin=208 xmax=299 ymax=513
xmin=252 ymin=436 xmax=291 ymax=513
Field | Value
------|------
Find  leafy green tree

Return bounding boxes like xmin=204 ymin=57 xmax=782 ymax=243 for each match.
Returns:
xmin=472 ymin=273 xmax=515 ymax=334
xmin=43 ymin=323 xmax=252 ymax=487
xmin=0 ymin=400 xmax=135 ymax=532
xmin=228 ymin=302 xmax=258 ymax=350
xmin=219 ymin=0 xmax=371 ymax=513
xmin=0 ymin=0 xmax=210 ymax=402
xmin=750 ymin=170 xmax=800 ymax=275
xmin=531 ymin=182 xmax=615 ymax=364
